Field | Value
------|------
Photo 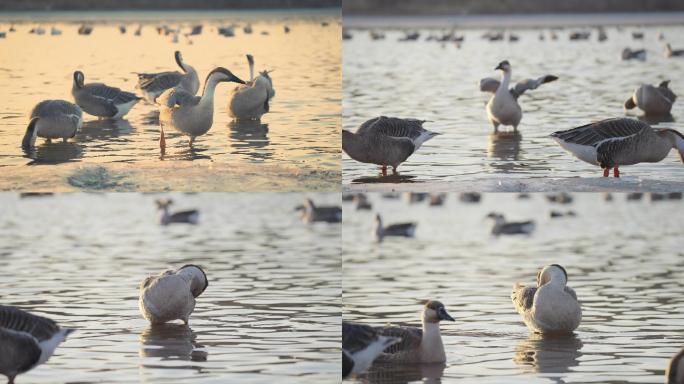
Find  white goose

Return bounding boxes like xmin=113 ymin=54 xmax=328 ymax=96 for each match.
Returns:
xmin=22 ymin=100 xmax=82 ymax=149
xmin=227 ymin=54 xmax=275 ymax=121
xmin=139 ymin=265 xmax=208 ymax=325
xmin=479 ymin=60 xmax=558 ymax=132
xmin=551 ymin=117 xmax=684 ymax=177
xmin=624 ymin=80 xmax=677 ymax=116
xmin=0 ymin=305 xmax=75 ymax=384
xmin=342 ymin=322 xmax=401 ymax=378
xmin=158 ymin=67 xmax=245 ymax=150
xmin=511 ymin=264 xmax=581 ymax=334
xmin=136 ymin=51 xmax=199 ymax=103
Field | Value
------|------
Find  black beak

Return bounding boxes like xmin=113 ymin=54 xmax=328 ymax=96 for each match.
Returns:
xmin=22 ymin=117 xmax=39 ymax=150
xmin=495 ymin=63 xmax=503 ymax=70
xmin=231 ymin=74 xmax=246 ymax=84
xmin=439 ymin=308 xmax=455 ymax=322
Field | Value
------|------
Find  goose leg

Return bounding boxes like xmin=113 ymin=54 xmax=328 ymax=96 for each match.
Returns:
xmin=381 ymin=165 xmax=387 ymax=176
xmin=159 ymin=123 xmax=166 ymax=152
xmin=63 ymin=138 xmax=68 ymax=143
xmin=189 ymin=137 xmax=195 ymax=147
xmin=603 ymin=168 xmax=609 ymax=177
xmin=392 ymin=166 xmax=398 ymax=175
xmin=613 ymin=167 xmax=620 ymax=178
xmin=46 ymin=138 xmax=52 ymax=144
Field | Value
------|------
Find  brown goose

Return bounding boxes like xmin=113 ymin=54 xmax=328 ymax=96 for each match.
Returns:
xmin=139 ymin=265 xmax=208 ymax=325
xmin=342 ymin=116 xmax=440 ymax=176
xmin=551 ymin=118 xmax=684 ymax=177
xmin=667 ymin=347 xmax=684 ymax=384
xmin=155 ymin=199 xmax=199 ymax=225
xmin=374 ymin=214 xmax=416 ymax=242
xmin=624 ymin=80 xmax=676 ymax=116
xmin=295 ymin=198 xmax=341 ymax=223
xmin=342 ymin=322 xmax=401 ymax=378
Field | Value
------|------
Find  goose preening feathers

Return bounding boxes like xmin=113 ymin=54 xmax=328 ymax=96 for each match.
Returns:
xmin=227 ymin=54 xmax=275 ymax=121
xmin=667 ymin=347 xmax=684 ymax=384
xmin=550 ymin=118 xmax=684 ymax=177
xmin=342 ymin=322 xmax=401 ymax=378
xmin=295 ymin=198 xmax=342 ymax=223
xmin=158 ymin=67 xmax=245 ymax=150
xmin=479 ymin=60 xmax=558 ymax=132
xmin=22 ymin=100 xmax=82 ymax=149
xmin=624 ymin=80 xmax=676 ymax=116
xmin=511 ymin=264 xmax=581 ymax=334
xmin=156 ymin=198 xmax=199 ymax=225
xmin=72 ymin=71 xmax=141 ymax=119
xmin=373 ymin=214 xmax=417 ymax=242
xmin=139 ymin=265 xmax=208 ymax=325
xmin=0 ymin=305 xmax=74 ymax=384
xmin=486 ymin=213 xmax=535 ymax=236
xmin=342 ymin=116 xmax=441 ymax=176
xmin=136 ymin=51 xmax=199 ymax=103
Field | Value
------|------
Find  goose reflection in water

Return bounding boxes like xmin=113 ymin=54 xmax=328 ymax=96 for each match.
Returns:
xmin=487 ymin=131 xmax=522 ymax=172
xmin=77 ymin=118 xmax=134 ymax=142
xmin=139 ymin=323 xmax=208 ymax=363
xmin=513 ymin=333 xmax=583 ymax=377
xmin=361 ymin=362 xmax=446 ymax=384
xmin=228 ymin=120 xmax=271 ymax=160
xmin=23 ymin=141 xmax=84 ymax=164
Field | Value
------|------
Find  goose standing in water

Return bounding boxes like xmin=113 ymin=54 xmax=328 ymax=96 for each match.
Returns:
xmin=665 ymin=43 xmax=684 ymax=58
xmin=624 ymin=80 xmax=676 ymax=116
xmin=342 ymin=116 xmax=441 ymax=176
xmin=0 ymin=305 xmax=75 ymax=384
xmin=22 ymin=100 xmax=82 ymax=149
xmin=486 ymin=213 xmax=535 ymax=236
xmin=295 ymin=198 xmax=342 ymax=223
xmin=227 ymin=54 xmax=275 ymax=121
xmin=511 ymin=264 xmax=581 ymax=334
xmin=551 ymin=118 xmax=684 ymax=177
xmin=369 ymin=301 xmax=454 ymax=364
xmin=156 ymin=198 xmax=199 ymax=225
xmin=136 ymin=51 xmax=199 ymax=103
xmin=72 ymin=71 xmax=141 ymax=119
xmin=342 ymin=322 xmax=401 ymax=378
xmin=139 ymin=265 xmax=208 ymax=325
xmin=479 ymin=60 xmax=558 ymax=132
xmin=374 ymin=214 xmax=416 ymax=242
xmin=667 ymin=347 xmax=684 ymax=384
xmin=158 ymin=67 xmax=245 ymax=150
xmin=621 ymin=48 xmax=646 ymax=61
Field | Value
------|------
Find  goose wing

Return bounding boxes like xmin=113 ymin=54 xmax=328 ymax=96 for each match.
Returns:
xmin=158 ymin=88 xmax=201 ymax=108
xmin=343 ymin=322 xmax=379 ymax=353
xmin=31 ymin=100 xmax=81 ymax=119
xmin=137 ymin=71 xmax=183 ymax=93
xmin=511 ymin=283 xmax=537 ymax=314
xmin=510 ymin=75 xmax=558 ymax=98
xmin=83 ymin=83 xmax=140 ymax=105
xmin=357 ymin=116 xmax=427 ymax=140
xmin=551 ymin=118 xmax=649 ymax=146
xmin=0 ymin=305 xmax=60 ymax=342
xmin=657 ymin=82 xmax=677 ymax=103
xmin=565 ymin=286 xmax=578 ymax=301
xmin=0 ymin=328 xmax=42 ymax=374
xmin=374 ymin=326 xmax=422 ymax=354
xmin=479 ymin=77 xmax=500 ymax=93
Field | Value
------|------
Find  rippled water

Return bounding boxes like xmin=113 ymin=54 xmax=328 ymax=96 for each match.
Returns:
xmin=0 ymin=192 xmax=340 ymax=383
xmin=0 ymin=10 xmax=340 ymax=190
xmin=343 ymin=19 xmax=684 ymax=186
xmin=342 ymin=193 xmax=684 ymax=383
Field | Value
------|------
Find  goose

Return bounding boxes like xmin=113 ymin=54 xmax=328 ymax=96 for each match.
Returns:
xmin=374 ymin=214 xmax=416 ymax=242
xmin=667 ymin=347 xmax=684 ymax=384
xmin=158 ymin=67 xmax=245 ymax=150
xmin=22 ymin=100 xmax=82 ymax=149
xmin=156 ymin=198 xmax=199 ymax=225
xmin=50 ymin=26 xmax=61 ymax=36
xmin=511 ymin=264 xmax=581 ymax=334
xmin=284 ymin=25 xmax=290 ymax=33
xmin=0 ymin=305 xmax=74 ymax=384
xmin=624 ymin=80 xmax=676 ymax=116
xmin=134 ymin=24 xmax=142 ymax=36
xmin=622 ymin=48 xmax=646 ymax=61
xmin=77 ymin=25 xmax=92 ymax=35
xmin=118 ymin=25 xmax=126 ymax=34
xmin=72 ymin=71 xmax=141 ymax=119
xmin=136 ymin=51 xmax=199 ymax=103
xmin=295 ymin=198 xmax=342 ymax=223
xmin=550 ymin=118 xmax=684 ymax=177
xmin=370 ymin=300 xmax=455 ymax=364
xmin=243 ymin=24 xmax=253 ymax=34
xmin=665 ymin=43 xmax=684 ymax=58
xmin=227 ymin=54 xmax=275 ymax=121
xmin=486 ymin=213 xmax=535 ymax=236
xmin=139 ymin=265 xmax=208 ymax=325
xmin=342 ymin=322 xmax=401 ymax=378
xmin=352 ymin=194 xmax=372 ymax=210
xmin=342 ymin=116 xmax=441 ymax=176
xmin=479 ymin=60 xmax=558 ymax=132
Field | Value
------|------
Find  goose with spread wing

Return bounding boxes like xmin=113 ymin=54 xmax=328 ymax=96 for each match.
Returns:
xmin=136 ymin=51 xmax=199 ymax=103
xmin=479 ymin=60 xmax=558 ymax=132
xmin=551 ymin=118 xmax=684 ymax=177
xmin=72 ymin=71 xmax=141 ymax=119
xmin=342 ymin=116 xmax=441 ymax=176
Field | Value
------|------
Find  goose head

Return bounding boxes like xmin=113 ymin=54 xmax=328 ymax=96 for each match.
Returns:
xmin=495 ymin=60 xmax=511 ymax=72
xmin=667 ymin=348 xmax=684 ymax=384
xmin=486 ymin=212 xmax=505 ymax=224
xmin=155 ymin=198 xmax=173 ymax=210
xmin=205 ymin=67 xmax=245 ymax=85
xmin=373 ymin=213 xmax=383 ymax=226
xmin=174 ymin=51 xmax=187 ymax=72
xmin=22 ymin=117 xmax=39 ymax=150
xmin=73 ymin=71 xmax=85 ymax=88
xmin=538 ymin=264 xmax=568 ymax=287
xmin=177 ymin=264 xmax=208 ymax=298
xmin=422 ymin=300 xmax=455 ymax=324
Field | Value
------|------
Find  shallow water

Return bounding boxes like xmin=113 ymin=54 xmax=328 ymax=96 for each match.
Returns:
xmin=342 ymin=19 xmax=684 ymax=187
xmin=0 ymin=10 xmax=340 ymax=190
xmin=0 ymin=192 xmax=340 ymax=383
xmin=342 ymin=193 xmax=684 ymax=383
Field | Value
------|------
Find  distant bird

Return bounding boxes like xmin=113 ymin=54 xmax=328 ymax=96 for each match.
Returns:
xmin=364 ymin=300 xmax=455 ymax=363
xmin=137 ymin=51 xmax=199 ymax=103
xmin=0 ymin=32 xmax=5 ymax=39
xmin=342 ymin=30 xmax=352 ymax=40
xmin=29 ymin=26 xmax=45 ymax=35
xmin=0 ymin=305 xmax=75 ymax=384
xmin=77 ymin=24 xmax=92 ymax=35
xmin=370 ymin=30 xmax=385 ymax=40
xmin=342 ymin=322 xmax=401 ymax=378
xmin=227 ymin=54 xmax=275 ymax=121
xmin=486 ymin=213 xmax=535 ymax=236
xmin=158 ymin=67 xmax=245 ymax=150
xmin=551 ymin=118 xmax=684 ymax=177
xmin=511 ymin=264 xmax=581 ymax=334
xmin=118 ymin=25 xmax=126 ymax=34
xmin=665 ymin=43 xmax=684 ymax=58
xmin=284 ymin=25 xmax=290 ymax=33
xmin=342 ymin=116 xmax=440 ymax=176
xmin=569 ymin=31 xmax=590 ymax=40
xmin=352 ymin=194 xmax=372 ymax=210
xmin=139 ymin=265 xmax=208 ymax=325
xmin=156 ymin=198 xmax=199 ymax=225
xmin=597 ymin=27 xmax=607 ymax=41
xmin=72 ymin=71 xmax=141 ymax=119
xmin=550 ymin=210 xmax=576 ymax=218
xmin=187 ymin=25 xmax=202 ymax=36
xmin=429 ymin=193 xmax=446 ymax=206
xmin=622 ymin=48 xmax=646 ymax=61
xmin=243 ymin=24 xmax=253 ymax=34
xmin=626 ymin=192 xmax=644 ymax=201
xmin=632 ymin=31 xmax=644 ymax=39
xmin=296 ymin=198 xmax=342 ymax=223
xmin=22 ymin=100 xmax=82 ymax=150
xmin=50 ymin=26 xmax=61 ymax=36
xmin=480 ymin=60 xmax=558 ymax=132
xmin=459 ymin=192 xmax=481 ymax=203
xmin=667 ymin=347 xmax=684 ymax=384
xmin=218 ymin=26 xmax=235 ymax=37
xmin=624 ymin=80 xmax=676 ymax=116
xmin=374 ymin=214 xmax=416 ymax=242
xmin=398 ymin=31 xmax=420 ymax=41
xmin=134 ymin=24 xmax=142 ymax=36
xmin=545 ymin=193 xmax=573 ymax=204
xmin=508 ymin=33 xmax=519 ymax=42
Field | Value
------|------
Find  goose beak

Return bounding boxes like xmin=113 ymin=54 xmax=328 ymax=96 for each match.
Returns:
xmin=495 ymin=63 xmax=504 ymax=70
xmin=439 ymin=308 xmax=455 ymax=322
xmin=230 ymin=74 xmax=246 ymax=84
